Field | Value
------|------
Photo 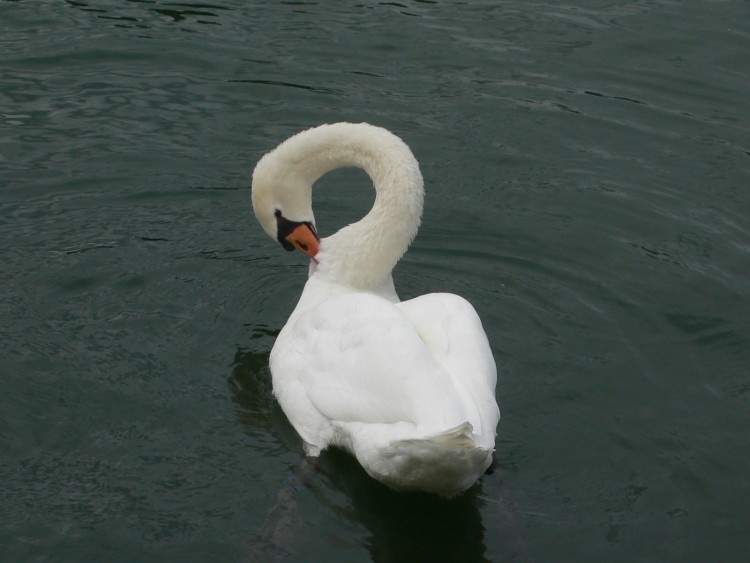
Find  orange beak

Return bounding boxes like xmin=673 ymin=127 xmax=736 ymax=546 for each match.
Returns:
xmin=285 ymin=223 xmax=320 ymax=263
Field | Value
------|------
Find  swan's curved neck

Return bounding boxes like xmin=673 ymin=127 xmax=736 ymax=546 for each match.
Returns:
xmin=284 ymin=123 xmax=424 ymax=290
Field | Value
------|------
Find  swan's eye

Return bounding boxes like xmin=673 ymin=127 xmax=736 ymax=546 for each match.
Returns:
xmin=274 ymin=209 xmax=282 ymax=218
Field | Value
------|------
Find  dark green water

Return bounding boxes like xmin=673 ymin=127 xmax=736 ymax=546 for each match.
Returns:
xmin=2 ymin=1 xmax=749 ymax=561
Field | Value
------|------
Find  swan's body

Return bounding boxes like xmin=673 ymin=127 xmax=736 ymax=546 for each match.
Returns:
xmin=252 ymin=122 xmax=500 ymax=496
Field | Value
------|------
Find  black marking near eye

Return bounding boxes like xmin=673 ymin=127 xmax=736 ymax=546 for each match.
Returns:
xmin=275 ymin=211 xmax=318 ymax=251
xmin=307 ymin=222 xmax=319 ymax=239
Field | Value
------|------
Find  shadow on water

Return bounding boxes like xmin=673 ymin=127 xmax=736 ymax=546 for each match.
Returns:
xmin=314 ymin=450 xmax=528 ymax=563
xmin=62 ymin=0 xmax=230 ymax=28
xmin=226 ymin=329 xmax=301 ymax=454
xmin=228 ymin=342 xmax=528 ymax=563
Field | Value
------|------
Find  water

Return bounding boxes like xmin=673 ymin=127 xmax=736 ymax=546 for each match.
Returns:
xmin=2 ymin=1 xmax=749 ymax=561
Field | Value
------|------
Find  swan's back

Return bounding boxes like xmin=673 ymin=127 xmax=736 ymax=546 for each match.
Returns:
xmin=271 ymin=277 xmax=499 ymax=496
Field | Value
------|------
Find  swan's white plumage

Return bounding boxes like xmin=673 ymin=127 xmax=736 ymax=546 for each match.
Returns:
xmin=252 ymin=122 xmax=500 ymax=496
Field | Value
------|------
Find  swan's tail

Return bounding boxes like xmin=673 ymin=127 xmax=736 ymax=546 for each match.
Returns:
xmin=424 ymin=421 xmax=478 ymax=447
xmin=354 ymin=422 xmax=494 ymax=497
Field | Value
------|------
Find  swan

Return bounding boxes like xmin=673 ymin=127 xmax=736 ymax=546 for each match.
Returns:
xmin=251 ymin=122 xmax=500 ymax=496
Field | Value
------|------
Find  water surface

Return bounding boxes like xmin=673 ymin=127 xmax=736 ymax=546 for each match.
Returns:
xmin=2 ymin=1 xmax=749 ymax=561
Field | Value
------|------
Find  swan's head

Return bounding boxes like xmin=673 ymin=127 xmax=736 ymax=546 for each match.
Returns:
xmin=252 ymin=148 xmax=320 ymax=262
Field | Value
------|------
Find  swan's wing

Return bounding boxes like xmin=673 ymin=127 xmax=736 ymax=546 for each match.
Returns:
xmin=395 ymin=293 xmax=500 ymax=448
xmin=271 ymin=293 xmax=470 ymax=439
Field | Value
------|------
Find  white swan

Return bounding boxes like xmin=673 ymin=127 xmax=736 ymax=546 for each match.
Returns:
xmin=252 ymin=122 xmax=500 ymax=496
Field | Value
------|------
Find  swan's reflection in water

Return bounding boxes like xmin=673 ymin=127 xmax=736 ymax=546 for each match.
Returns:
xmin=229 ymin=344 xmax=526 ymax=562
